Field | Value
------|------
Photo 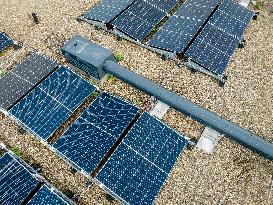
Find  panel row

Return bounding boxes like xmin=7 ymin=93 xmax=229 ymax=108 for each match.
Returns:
xmin=0 ymin=148 xmax=74 ymax=205
xmin=82 ymin=0 xmax=255 ymax=80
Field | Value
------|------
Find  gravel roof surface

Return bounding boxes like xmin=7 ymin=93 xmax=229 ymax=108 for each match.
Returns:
xmin=0 ymin=0 xmax=272 ymax=205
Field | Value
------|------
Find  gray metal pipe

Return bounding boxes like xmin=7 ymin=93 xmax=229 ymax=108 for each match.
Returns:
xmin=104 ymin=60 xmax=273 ymax=161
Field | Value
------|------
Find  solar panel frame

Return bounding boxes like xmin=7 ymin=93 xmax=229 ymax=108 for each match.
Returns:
xmin=27 ymin=185 xmax=70 ymax=205
xmin=112 ymin=0 xmax=166 ymax=41
xmin=96 ymin=112 xmax=187 ymax=205
xmin=53 ymin=92 xmax=139 ymax=174
xmin=0 ymin=52 xmax=59 ymax=111
xmin=83 ymin=0 xmax=136 ymax=23
xmin=185 ymin=23 xmax=240 ymax=75
xmin=0 ymin=32 xmax=14 ymax=52
xmin=9 ymin=66 xmax=96 ymax=141
xmin=0 ymin=153 xmax=40 ymax=205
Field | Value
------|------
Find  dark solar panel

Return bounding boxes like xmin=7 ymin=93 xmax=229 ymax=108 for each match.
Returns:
xmin=0 ymin=153 xmax=40 ymax=205
xmin=209 ymin=1 xmax=254 ymax=40
xmin=144 ymin=0 xmax=179 ymax=12
xmin=220 ymin=0 xmax=254 ymax=22
xmin=53 ymin=92 xmax=139 ymax=174
xmin=175 ymin=0 xmax=220 ymax=22
xmin=209 ymin=10 xmax=249 ymax=39
xmin=185 ymin=23 xmax=239 ymax=75
xmin=9 ymin=66 xmax=95 ymax=140
xmin=83 ymin=0 xmax=135 ymax=23
xmin=0 ymin=32 xmax=14 ymax=52
xmin=96 ymin=112 xmax=187 ymax=205
xmin=112 ymin=0 xmax=166 ymax=41
xmin=0 ymin=52 xmax=59 ymax=110
xmin=148 ymin=15 xmax=201 ymax=52
xmin=27 ymin=185 xmax=69 ymax=205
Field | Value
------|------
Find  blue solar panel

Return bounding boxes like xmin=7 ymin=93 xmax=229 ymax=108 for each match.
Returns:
xmin=148 ymin=15 xmax=201 ymax=52
xmin=27 ymin=185 xmax=69 ymax=205
xmin=9 ymin=66 xmax=96 ymax=140
xmin=96 ymin=112 xmax=187 ymax=205
xmin=209 ymin=1 xmax=253 ymax=40
xmin=220 ymin=0 xmax=253 ymax=22
xmin=185 ymin=23 xmax=239 ymax=75
xmin=83 ymin=0 xmax=135 ymax=23
xmin=53 ymin=92 xmax=139 ymax=174
xmin=0 ymin=153 xmax=40 ymax=205
xmin=144 ymin=0 xmax=179 ymax=12
xmin=175 ymin=0 xmax=220 ymax=22
xmin=0 ymin=32 xmax=14 ymax=52
xmin=112 ymin=0 xmax=166 ymax=41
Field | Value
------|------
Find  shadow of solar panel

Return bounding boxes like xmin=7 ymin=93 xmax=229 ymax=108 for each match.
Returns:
xmin=175 ymin=0 xmax=220 ymax=22
xmin=112 ymin=0 xmax=166 ymax=41
xmin=0 ymin=32 xmax=14 ymax=52
xmin=0 ymin=52 xmax=59 ymax=110
xmin=0 ymin=153 xmax=40 ymax=205
xmin=9 ymin=66 xmax=95 ymax=140
xmin=209 ymin=2 xmax=253 ymax=39
xmin=96 ymin=112 xmax=187 ymax=205
xmin=185 ymin=24 xmax=239 ymax=75
xmin=148 ymin=15 xmax=201 ymax=52
xmin=83 ymin=0 xmax=135 ymax=23
xmin=27 ymin=185 xmax=70 ymax=205
xmin=220 ymin=0 xmax=253 ymax=22
xmin=53 ymin=92 xmax=139 ymax=174
xmin=144 ymin=0 xmax=179 ymax=12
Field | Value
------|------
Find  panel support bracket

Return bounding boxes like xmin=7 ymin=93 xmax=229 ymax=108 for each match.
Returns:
xmin=196 ymin=127 xmax=223 ymax=154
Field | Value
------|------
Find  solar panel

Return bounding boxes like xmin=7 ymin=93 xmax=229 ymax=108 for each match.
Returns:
xmin=220 ymin=0 xmax=254 ymax=22
xmin=0 ymin=153 xmax=40 ymax=205
xmin=175 ymin=0 xmax=220 ymax=22
xmin=112 ymin=0 xmax=166 ymax=41
xmin=148 ymin=15 xmax=201 ymax=52
xmin=96 ymin=112 xmax=187 ymax=205
xmin=9 ymin=66 xmax=96 ymax=140
xmin=0 ymin=32 xmax=14 ymax=52
xmin=53 ymin=92 xmax=139 ymax=174
xmin=0 ymin=52 xmax=59 ymax=110
xmin=143 ymin=0 xmax=179 ymax=12
xmin=208 ymin=1 xmax=254 ymax=39
xmin=83 ymin=0 xmax=135 ymax=23
xmin=27 ymin=185 xmax=70 ymax=205
xmin=185 ymin=23 xmax=240 ymax=75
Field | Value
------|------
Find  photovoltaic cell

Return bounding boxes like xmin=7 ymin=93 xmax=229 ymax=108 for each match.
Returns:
xmin=185 ymin=23 xmax=240 ymax=75
xmin=148 ymin=15 xmax=201 ymax=52
xmin=208 ymin=1 xmax=254 ymax=39
xmin=27 ymin=185 xmax=69 ymax=205
xmin=9 ymin=66 xmax=95 ymax=140
xmin=112 ymin=0 xmax=166 ymax=41
xmin=0 ymin=52 xmax=59 ymax=110
xmin=0 ymin=153 xmax=40 ymax=205
xmin=0 ymin=32 xmax=14 ymax=52
xmin=143 ymin=0 xmax=179 ymax=12
xmin=175 ymin=0 xmax=220 ymax=22
xmin=96 ymin=112 xmax=187 ymax=205
xmin=220 ymin=0 xmax=253 ymax=22
xmin=83 ymin=0 xmax=135 ymax=23
xmin=53 ymin=92 xmax=139 ymax=174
